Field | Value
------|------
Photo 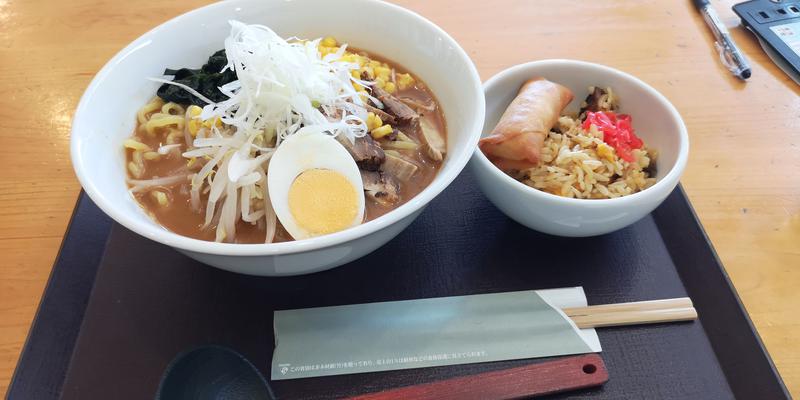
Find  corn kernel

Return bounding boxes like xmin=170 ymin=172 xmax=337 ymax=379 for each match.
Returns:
xmin=341 ymin=54 xmax=359 ymax=63
xmin=397 ymin=73 xmax=415 ymax=90
xmin=371 ymin=124 xmax=393 ymax=139
xmin=375 ymin=77 xmax=386 ymax=89
xmin=188 ymin=105 xmax=202 ymax=117
xmin=321 ymin=36 xmax=337 ymax=47
xmin=384 ymin=82 xmax=397 ymax=94
xmin=374 ymin=66 xmax=391 ymax=81
xmin=187 ymin=105 xmax=203 ymax=136
xmin=597 ymin=143 xmax=615 ymax=162
xmin=320 ymin=46 xmax=340 ymax=57
xmin=350 ymin=69 xmax=361 ymax=79
xmin=366 ymin=112 xmax=382 ymax=131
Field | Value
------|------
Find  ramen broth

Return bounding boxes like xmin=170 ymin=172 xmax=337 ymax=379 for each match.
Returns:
xmin=126 ymin=46 xmax=446 ymax=244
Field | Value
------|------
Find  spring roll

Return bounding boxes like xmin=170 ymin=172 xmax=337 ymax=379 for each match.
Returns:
xmin=479 ymin=78 xmax=573 ymax=172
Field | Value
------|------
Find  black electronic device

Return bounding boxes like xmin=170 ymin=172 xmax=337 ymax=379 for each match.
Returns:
xmin=734 ymin=0 xmax=800 ymax=83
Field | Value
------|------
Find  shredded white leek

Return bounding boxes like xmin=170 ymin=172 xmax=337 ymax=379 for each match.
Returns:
xmin=198 ymin=21 xmax=369 ymax=144
xmin=153 ymin=21 xmax=370 ymax=243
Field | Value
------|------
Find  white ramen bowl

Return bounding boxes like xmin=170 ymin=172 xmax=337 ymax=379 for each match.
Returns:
xmin=71 ymin=0 xmax=485 ymax=276
xmin=470 ymin=60 xmax=689 ymax=237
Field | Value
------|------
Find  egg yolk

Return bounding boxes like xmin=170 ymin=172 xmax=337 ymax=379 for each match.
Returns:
xmin=288 ymin=168 xmax=359 ymax=236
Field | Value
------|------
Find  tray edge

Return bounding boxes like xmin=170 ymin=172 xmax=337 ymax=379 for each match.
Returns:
xmin=6 ymin=191 xmax=113 ymax=400
xmin=652 ymin=184 xmax=790 ymax=399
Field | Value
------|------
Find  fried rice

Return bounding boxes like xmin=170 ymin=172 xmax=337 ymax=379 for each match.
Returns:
xmin=520 ymin=88 xmax=657 ymax=199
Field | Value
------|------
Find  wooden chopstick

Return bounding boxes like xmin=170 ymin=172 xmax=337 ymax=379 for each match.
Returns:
xmin=562 ymin=297 xmax=693 ymax=317
xmin=562 ymin=298 xmax=697 ymax=329
xmin=570 ymin=307 xmax=697 ymax=329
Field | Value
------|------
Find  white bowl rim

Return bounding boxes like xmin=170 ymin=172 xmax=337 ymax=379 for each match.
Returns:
xmin=473 ymin=59 xmax=689 ymax=207
xmin=70 ymin=0 xmax=485 ymax=256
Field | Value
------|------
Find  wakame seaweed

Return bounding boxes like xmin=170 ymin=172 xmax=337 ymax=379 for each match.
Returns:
xmin=157 ymin=50 xmax=237 ymax=106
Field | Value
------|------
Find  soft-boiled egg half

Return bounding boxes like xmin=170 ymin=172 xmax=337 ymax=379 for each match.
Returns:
xmin=268 ymin=132 xmax=365 ymax=240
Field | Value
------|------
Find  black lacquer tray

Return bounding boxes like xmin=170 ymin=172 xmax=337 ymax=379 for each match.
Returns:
xmin=7 ymin=170 xmax=790 ymax=399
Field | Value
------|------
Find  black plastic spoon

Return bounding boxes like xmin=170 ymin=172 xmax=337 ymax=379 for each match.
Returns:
xmin=156 ymin=346 xmax=276 ymax=400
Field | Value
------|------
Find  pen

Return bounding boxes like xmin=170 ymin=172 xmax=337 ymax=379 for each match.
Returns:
xmin=693 ymin=0 xmax=752 ymax=80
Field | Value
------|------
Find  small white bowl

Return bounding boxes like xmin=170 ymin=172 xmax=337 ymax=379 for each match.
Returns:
xmin=70 ymin=0 xmax=484 ymax=276
xmin=470 ymin=60 xmax=689 ymax=237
